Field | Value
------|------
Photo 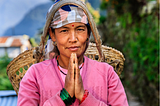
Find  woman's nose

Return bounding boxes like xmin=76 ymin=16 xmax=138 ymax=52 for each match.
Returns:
xmin=69 ymin=31 xmax=77 ymax=43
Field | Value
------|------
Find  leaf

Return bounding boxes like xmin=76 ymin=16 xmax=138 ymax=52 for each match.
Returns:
xmin=127 ymin=13 xmax=132 ymax=24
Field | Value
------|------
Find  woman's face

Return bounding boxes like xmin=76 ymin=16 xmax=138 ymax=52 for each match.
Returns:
xmin=50 ymin=22 xmax=89 ymax=58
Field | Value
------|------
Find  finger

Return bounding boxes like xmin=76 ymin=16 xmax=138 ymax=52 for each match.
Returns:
xmin=75 ymin=55 xmax=80 ymax=81
xmin=69 ymin=53 xmax=75 ymax=79
xmin=74 ymin=53 xmax=78 ymax=65
xmin=74 ymin=54 xmax=78 ymax=78
xmin=72 ymin=53 xmax=76 ymax=79
xmin=75 ymin=62 xmax=79 ymax=82
xmin=75 ymin=55 xmax=80 ymax=76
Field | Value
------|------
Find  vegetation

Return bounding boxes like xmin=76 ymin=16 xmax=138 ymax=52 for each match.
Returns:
xmin=86 ymin=2 xmax=100 ymax=24
xmin=0 ymin=54 xmax=13 ymax=90
xmin=30 ymin=38 xmax=39 ymax=47
xmin=99 ymin=0 xmax=159 ymax=105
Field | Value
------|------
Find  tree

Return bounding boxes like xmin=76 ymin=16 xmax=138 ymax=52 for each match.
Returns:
xmin=99 ymin=0 xmax=159 ymax=105
xmin=0 ymin=55 xmax=13 ymax=90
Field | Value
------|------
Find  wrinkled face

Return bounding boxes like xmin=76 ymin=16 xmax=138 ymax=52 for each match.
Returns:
xmin=50 ymin=22 xmax=89 ymax=58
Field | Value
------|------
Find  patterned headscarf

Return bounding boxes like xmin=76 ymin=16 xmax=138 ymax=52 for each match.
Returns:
xmin=45 ymin=1 xmax=89 ymax=60
xmin=50 ymin=5 xmax=88 ymax=28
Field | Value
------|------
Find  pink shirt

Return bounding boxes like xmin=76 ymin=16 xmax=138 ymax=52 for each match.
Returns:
xmin=18 ymin=56 xmax=128 ymax=106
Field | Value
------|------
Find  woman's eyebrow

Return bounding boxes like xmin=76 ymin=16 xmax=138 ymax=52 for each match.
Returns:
xmin=76 ymin=25 xmax=86 ymax=28
xmin=61 ymin=26 xmax=69 ymax=29
xmin=61 ymin=25 xmax=86 ymax=29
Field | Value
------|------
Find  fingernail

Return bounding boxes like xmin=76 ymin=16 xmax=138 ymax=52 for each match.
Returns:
xmin=71 ymin=53 xmax=73 ymax=57
xmin=72 ymin=53 xmax=76 ymax=57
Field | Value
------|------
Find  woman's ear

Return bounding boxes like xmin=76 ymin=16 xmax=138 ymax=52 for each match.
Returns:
xmin=49 ymin=28 xmax=56 ymax=42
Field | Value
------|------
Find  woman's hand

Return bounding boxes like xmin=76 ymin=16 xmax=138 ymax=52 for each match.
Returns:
xmin=64 ymin=53 xmax=85 ymax=101
xmin=64 ymin=53 xmax=75 ymax=97
xmin=74 ymin=53 xmax=85 ymax=101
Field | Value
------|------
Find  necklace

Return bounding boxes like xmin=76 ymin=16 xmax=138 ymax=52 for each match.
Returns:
xmin=56 ymin=55 xmax=84 ymax=75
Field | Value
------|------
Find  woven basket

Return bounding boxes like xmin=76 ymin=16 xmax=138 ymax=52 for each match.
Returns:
xmin=7 ymin=42 xmax=125 ymax=95
xmin=85 ymin=43 xmax=125 ymax=76
xmin=7 ymin=49 xmax=36 ymax=95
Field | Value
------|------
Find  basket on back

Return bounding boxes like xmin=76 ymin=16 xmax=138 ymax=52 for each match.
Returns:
xmin=7 ymin=49 xmax=36 ymax=95
xmin=6 ymin=0 xmax=125 ymax=95
xmin=85 ymin=43 xmax=125 ymax=76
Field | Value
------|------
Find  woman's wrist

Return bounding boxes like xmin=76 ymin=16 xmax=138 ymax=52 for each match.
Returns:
xmin=77 ymin=90 xmax=85 ymax=101
xmin=60 ymin=88 xmax=75 ymax=105
xmin=79 ymin=90 xmax=89 ymax=104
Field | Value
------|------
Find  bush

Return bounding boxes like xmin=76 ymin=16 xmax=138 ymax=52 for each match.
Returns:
xmin=99 ymin=0 xmax=159 ymax=105
xmin=0 ymin=54 xmax=13 ymax=90
xmin=123 ymin=12 xmax=159 ymax=105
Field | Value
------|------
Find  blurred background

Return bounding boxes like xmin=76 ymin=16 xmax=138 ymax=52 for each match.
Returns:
xmin=0 ymin=0 xmax=159 ymax=106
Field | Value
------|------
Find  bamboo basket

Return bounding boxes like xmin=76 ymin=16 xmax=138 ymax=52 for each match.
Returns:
xmin=7 ymin=49 xmax=36 ymax=95
xmin=7 ymin=42 xmax=125 ymax=95
xmin=85 ymin=43 xmax=125 ymax=76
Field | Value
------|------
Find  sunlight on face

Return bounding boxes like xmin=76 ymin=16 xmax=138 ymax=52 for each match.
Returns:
xmin=51 ymin=22 xmax=89 ymax=58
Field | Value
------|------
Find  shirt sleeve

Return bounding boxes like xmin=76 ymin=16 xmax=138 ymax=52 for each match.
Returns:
xmin=17 ymin=66 xmax=65 ymax=106
xmin=17 ymin=66 xmax=40 ymax=106
xmin=80 ymin=66 xmax=128 ymax=106
xmin=107 ymin=66 xmax=128 ymax=106
xmin=43 ymin=91 xmax=65 ymax=106
xmin=79 ymin=93 xmax=109 ymax=106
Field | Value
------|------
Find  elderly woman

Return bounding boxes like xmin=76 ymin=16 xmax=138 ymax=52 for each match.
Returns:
xmin=17 ymin=0 xmax=128 ymax=106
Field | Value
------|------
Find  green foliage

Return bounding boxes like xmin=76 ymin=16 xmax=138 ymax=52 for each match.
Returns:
xmin=30 ymin=38 xmax=38 ymax=47
xmin=0 ymin=55 xmax=13 ymax=90
xmin=100 ymin=0 xmax=108 ymax=10
xmin=86 ymin=2 xmax=100 ymax=24
xmin=0 ymin=54 xmax=11 ymax=69
xmin=99 ymin=0 xmax=159 ymax=105
xmin=100 ymin=0 xmax=146 ymax=23
xmin=125 ymin=14 xmax=159 ymax=85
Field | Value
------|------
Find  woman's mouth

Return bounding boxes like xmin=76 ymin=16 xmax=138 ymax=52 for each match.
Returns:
xmin=67 ymin=46 xmax=79 ymax=51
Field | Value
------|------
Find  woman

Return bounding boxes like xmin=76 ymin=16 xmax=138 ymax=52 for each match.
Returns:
xmin=17 ymin=0 xmax=129 ymax=106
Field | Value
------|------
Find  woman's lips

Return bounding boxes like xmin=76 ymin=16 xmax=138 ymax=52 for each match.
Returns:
xmin=67 ymin=46 xmax=79 ymax=51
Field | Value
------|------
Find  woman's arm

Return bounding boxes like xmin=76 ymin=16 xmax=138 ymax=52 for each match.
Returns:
xmin=107 ymin=66 xmax=128 ymax=106
xmin=80 ymin=66 xmax=128 ymax=106
xmin=79 ymin=93 xmax=109 ymax=106
xmin=43 ymin=92 xmax=65 ymax=106
xmin=17 ymin=66 xmax=40 ymax=106
xmin=17 ymin=65 xmax=65 ymax=106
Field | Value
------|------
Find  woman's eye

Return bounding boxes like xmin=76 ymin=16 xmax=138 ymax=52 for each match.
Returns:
xmin=77 ymin=29 xmax=85 ymax=31
xmin=60 ymin=30 xmax=68 ymax=33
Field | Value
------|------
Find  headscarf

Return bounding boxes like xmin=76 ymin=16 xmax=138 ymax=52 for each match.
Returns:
xmin=45 ymin=1 xmax=89 ymax=60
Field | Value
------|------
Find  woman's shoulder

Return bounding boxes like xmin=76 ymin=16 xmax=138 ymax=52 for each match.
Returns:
xmin=85 ymin=56 xmax=118 ymax=79
xmin=85 ymin=56 xmax=112 ymax=68
xmin=34 ymin=59 xmax=54 ymax=67
xmin=84 ymin=56 xmax=114 ymax=74
xmin=26 ymin=58 xmax=57 ymax=78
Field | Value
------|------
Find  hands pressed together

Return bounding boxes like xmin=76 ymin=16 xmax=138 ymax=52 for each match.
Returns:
xmin=64 ymin=53 xmax=85 ymax=101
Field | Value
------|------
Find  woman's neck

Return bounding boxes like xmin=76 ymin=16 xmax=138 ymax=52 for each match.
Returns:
xmin=58 ymin=54 xmax=84 ymax=69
